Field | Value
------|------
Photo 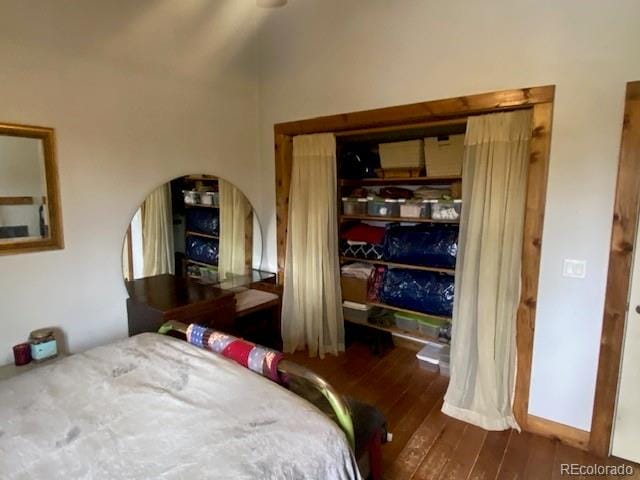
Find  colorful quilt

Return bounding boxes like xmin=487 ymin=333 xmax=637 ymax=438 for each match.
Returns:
xmin=186 ymin=324 xmax=284 ymax=383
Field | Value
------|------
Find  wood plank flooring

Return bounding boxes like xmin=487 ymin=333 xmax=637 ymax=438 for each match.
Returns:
xmin=287 ymin=342 xmax=639 ymax=480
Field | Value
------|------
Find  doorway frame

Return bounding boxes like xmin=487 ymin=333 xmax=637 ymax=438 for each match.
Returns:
xmin=590 ymin=81 xmax=640 ymax=457
xmin=273 ymin=85 xmax=555 ymax=436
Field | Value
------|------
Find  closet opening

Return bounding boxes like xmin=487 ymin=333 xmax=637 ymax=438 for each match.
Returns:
xmin=274 ymin=85 xmax=556 ymax=442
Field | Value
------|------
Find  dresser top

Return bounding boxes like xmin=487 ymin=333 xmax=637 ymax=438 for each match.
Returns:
xmin=126 ymin=274 xmax=234 ymax=312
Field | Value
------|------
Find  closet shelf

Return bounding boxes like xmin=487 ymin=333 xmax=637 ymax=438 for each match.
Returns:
xmin=340 ymin=214 xmax=459 ymax=224
xmin=186 ymin=231 xmax=219 ymax=240
xmin=339 ymin=256 xmax=455 ymax=275
xmin=368 ymin=302 xmax=452 ymax=322
xmin=184 ymin=175 xmax=219 ymax=182
xmin=185 ymin=204 xmax=219 ymax=209
xmin=344 ymin=315 xmax=448 ymax=346
xmin=187 ymin=259 xmax=218 ymax=268
xmin=339 ymin=175 xmax=461 ymax=187
xmin=0 ymin=196 xmax=35 ymax=205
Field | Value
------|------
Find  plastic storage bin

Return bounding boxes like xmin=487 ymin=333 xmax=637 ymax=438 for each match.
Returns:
xmin=430 ymin=200 xmax=462 ymax=221
xmin=399 ymin=200 xmax=430 ymax=218
xmin=424 ymin=134 xmax=464 ymax=176
xmin=343 ymin=301 xmax=371 ymax=324
xmin=416 ymin=341 xmax=446 ymax=372
xmin=394 ymin=312 xmax=419 ymax=331
xmin=418 ymin=316 xmax=447 ymax=339
xmin=199 ymin=192 xmax=219 ymax=206
xmin=439 ymin=345 xmax=451 ymax=377
xmin=183 ymin=190 xmax=200 ymax=205
xmin=367 ymin=197 xmax=400 ymax=217
xmin=342 ymin=197 xmax=368 ymax=215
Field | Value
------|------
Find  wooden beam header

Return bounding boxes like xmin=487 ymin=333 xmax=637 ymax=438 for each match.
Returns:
xmin=274 ymin=85 xmax=555 ymax=136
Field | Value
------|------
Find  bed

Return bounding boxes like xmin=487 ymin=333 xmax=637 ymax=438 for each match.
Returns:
xmin=0 ymin=332 xmax=361 ymax=479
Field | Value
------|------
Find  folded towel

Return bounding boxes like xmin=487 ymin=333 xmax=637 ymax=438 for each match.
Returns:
xmin=341 ymin=262 xmax=375 ymax=280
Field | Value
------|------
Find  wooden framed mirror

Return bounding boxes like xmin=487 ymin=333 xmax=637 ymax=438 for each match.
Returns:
xmin=0 ymin=122 xmax=63 ymax=255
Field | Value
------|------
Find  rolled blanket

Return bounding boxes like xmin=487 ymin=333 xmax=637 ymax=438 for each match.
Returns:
xmin=186 ymin=324 xmax=284 ymax=383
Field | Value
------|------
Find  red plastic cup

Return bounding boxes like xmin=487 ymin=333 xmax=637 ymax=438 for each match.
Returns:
xmin=13 ymin=343 xmax=31 ymax=366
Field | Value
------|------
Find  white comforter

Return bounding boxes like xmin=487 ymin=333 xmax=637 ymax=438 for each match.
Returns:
xmin=0 ymin=334 xmax=360 ymax=480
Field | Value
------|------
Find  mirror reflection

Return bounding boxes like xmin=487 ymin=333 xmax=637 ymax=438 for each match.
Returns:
xmin=0 ymin=135 xmax=49 ymax=242
xmin=123 ymin=174 xmax=266 ymax=287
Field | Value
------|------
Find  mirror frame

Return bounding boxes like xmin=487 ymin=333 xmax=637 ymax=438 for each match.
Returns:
xmin=0 ymin=122 xmax=64 ymax=255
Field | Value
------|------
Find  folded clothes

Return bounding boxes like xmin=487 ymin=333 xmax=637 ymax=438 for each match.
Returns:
xmin=340 ymin=224 xmax=386 ymax=245
xmin=340 ymin=241 xmax=384 ymax=260
xmin=414 ymin=186 xmax=451 ymax=200
xmin=379 ymin=187 xmax=413 ymax=199
xmin=341 ymin=262 xmax=375 ymax=280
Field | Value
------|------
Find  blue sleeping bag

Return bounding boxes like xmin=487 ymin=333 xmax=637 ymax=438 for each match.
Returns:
xmin=379 ymin=268 xmax=454 ymax=317
xmin=383 ymin=224 xmax=458 ymax=268
xmin=186 ymin=236 xmax=219 ymax=265
xmin=186 ymin=208 xmax=219 ymax=236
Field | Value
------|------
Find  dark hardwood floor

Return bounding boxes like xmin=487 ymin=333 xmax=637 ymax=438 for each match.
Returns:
xmin=287 ymin=341 xmax=638 ymax=480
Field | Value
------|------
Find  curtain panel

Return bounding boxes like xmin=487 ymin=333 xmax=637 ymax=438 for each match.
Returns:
xmin=281 ymin=133 xmax=344 ymax=358
xmin=142 ymin=183 xmax=174 ymax=278
xmin=218 ymin=179 xmax=252 ymax=279
xmin=442 ymin=109 xmax=532 ymax=430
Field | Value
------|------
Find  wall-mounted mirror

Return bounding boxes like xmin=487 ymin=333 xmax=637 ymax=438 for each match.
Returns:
xmin=122 ymin=174 xmax=273 ymax=290
xmin=0 ymin=123 xmax=63 ymax=254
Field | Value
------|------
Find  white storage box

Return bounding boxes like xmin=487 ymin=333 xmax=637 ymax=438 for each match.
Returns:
xmin=424 ymin=134 xmax=464 ymax=176
xmin=343 ymin=301 xmax=371 ymax=324
xmin=439 ymin=345 xmax=451 ymax=377
xmin=342 ymin=197 xmax=368 ymax=215
xmin=183 ymin=190 xmax=200 ymax=205
xmin=367 ymin=197 xmax=400 ymax=217
xmin=399 ymin=200 xmax=429 ymax=218
xmin=416 ymin=341 xmax=446 ymax=372
xmin=430 ymin=199 xmax=462 ymax=221
xmin=199 ymin=192 xmax=219 ymax=206
xmin=379 ymin=140 xmax=425 ymax=170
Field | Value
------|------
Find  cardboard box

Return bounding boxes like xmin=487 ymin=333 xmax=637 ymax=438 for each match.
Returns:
xmin=341 ymin=275 xmax=369 ymax=304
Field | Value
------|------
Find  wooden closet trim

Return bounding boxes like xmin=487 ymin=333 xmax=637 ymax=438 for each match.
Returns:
xmin=590 ymin=81 xmax=640 ymax=457
xmin=274 ymin=85 xmax=555 ymax=435
xmin=274 ymin=86 xmax=554 ymax=136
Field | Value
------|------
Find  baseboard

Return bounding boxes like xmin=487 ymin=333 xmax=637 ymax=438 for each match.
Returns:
xmin=526 ymin=415 xmax=590 ymax=451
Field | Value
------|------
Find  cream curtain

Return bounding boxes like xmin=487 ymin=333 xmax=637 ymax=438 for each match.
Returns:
xmin=282 ymin=133 xmax=344 ymax=358
xmin=442 ymin=109 xmax=532 ymax=431
xmin=218 ymin=179 xmax=252 ymax=279
xmin=142 ymin=183 xmax=174 ymax=277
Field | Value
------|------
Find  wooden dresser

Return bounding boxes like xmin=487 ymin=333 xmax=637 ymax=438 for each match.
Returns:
xmin=126 ymin=274 xmax=236 ymax=336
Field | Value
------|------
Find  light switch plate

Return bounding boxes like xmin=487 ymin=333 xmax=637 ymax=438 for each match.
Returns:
xmin=563 ymin=259 xmax=587 ymax=279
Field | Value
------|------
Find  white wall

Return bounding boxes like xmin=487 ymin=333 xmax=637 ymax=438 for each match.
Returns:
xmin=255 ymin=0 xmax=640 ymax=430
xmin=0 ymin=0 xmax=263 ymax=364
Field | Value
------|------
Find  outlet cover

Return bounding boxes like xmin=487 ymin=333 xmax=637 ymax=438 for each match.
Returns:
xmin=563 ymin=259 xmax=587 ymax=279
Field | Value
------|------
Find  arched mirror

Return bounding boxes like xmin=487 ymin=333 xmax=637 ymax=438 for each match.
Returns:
xmin=122 ymin=174 xmax=272 ymax=289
